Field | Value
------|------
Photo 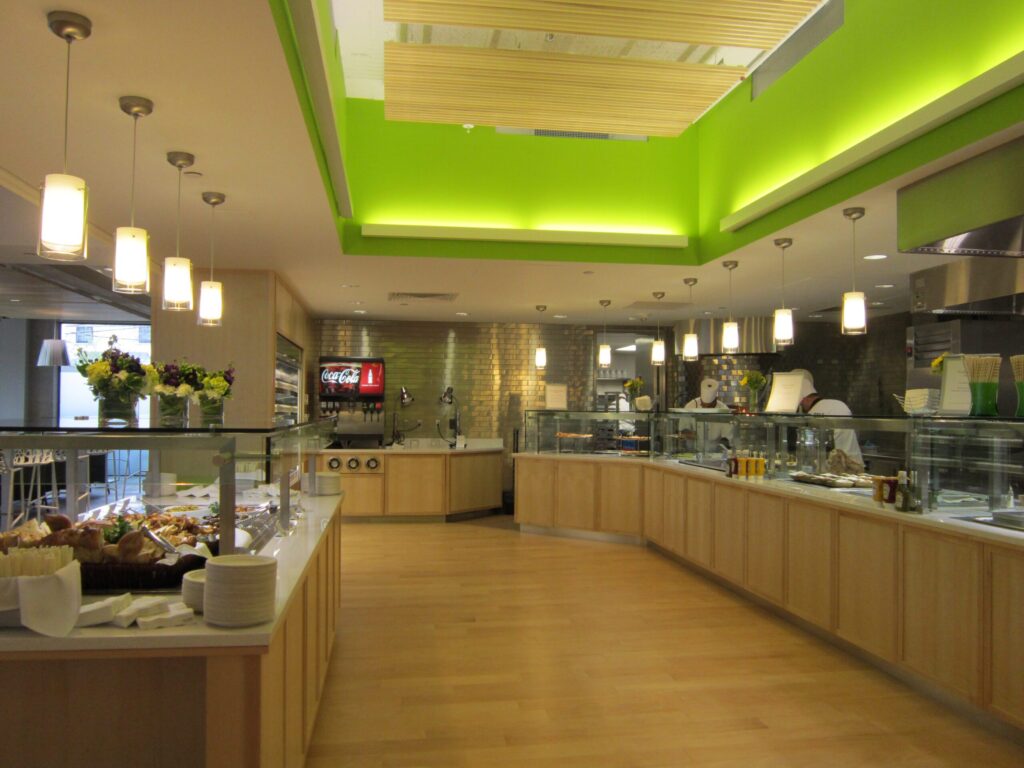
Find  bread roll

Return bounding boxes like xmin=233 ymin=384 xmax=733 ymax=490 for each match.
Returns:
xmin=43 ymin=514 xmax=72 ymax=532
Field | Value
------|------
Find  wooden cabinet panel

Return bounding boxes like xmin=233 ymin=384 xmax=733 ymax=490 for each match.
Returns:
xmin=599 ymin=463 xmax=643 ymax=535
xmin=339 ymin=474 xmax=385 ymax=516
xmin=713 ymin=483 xmax=745 ymax=584
xmin=556 ymin=462 xmax=597 ymax=530
xmin=786 ymin=501 xmax=834 ymax=630
xmin=837 ymin=513 xmax=898 ymax=661
xmin=662 ymin=473 xmax=687 ymax=556
xmin=685 ymin=478 xmax=713 ymax=567
xmin=386 ymin=455 xmax=446 ymax=515
xmin=515 ymin=459 xmax=556 ymax=527
xmin=901 ymin=528 xmax=981 ymax=700
xmin=643 ymin=467 xmax=664 ymax=544
xmin=746 ymin=491 xmax=786 ymax=604
xmin=449 ymin=452 xmax=502 ymax=513
xmin=284 ymin=587 xmax=306 ymax=768
xmin=989 ymin=547 xmax=1024 ymax=727
xmin=304 ymin=553 xmax=320 ymax=748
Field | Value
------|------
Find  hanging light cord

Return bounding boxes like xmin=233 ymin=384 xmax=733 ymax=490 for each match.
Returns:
xmin=850 ymin=217 xmax=858 ymax=292
xmin=728 ymin=268 xmax=734 ymax=322
xmin=175 ymin=166 xmax=183 ymax=258
xmin=209 ymin=204 xmax=216 ymax=280
xmin=780 ymin=244 xmax=787 ymax=309
xmin=129 ymin=116 xmax=138 ymax=227
xmin=62 ymin=39 xmax=72 ymax=173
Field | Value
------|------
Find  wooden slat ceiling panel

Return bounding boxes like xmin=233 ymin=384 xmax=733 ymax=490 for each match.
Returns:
xmin=384 ymin=0 xmax=821 ymax=49
xmin=384 ymin=43 xmax=745 ymax=136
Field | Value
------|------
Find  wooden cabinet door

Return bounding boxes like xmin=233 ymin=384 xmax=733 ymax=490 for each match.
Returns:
xmin=713 ymin=483 xmax=745 ymax=584
xmin=746 ymin=491 xmax=786 ymax=604
xmin=338 ymin=475 xmax=384 ymax=516
xmin=662 ymin=473 xmax=687 ymax=556
xmin=448 ymin=452 xmax=502 ymax=513
xmin=514 ymin=460 xmax=556 ymax=527
xmin=684 ymin=478 xmax=713 ymax=567
xmin=786 ymin=501 xmax=834 ymax=630
xmin=988 ymin=546 xmax=1024 ymax=727
xmin=386 ymin=455 xmax=446 ymax=515
xmin=556 ymin=462 xmax=597 ymax=531
xmin=837 ymin=513 xmax=898 ymax=661
xmin=598 ymin=463 xmax=643 ymax=535
xmin=901 ymin=528 xmax=981 ymax=700
xmin=642 ymin=468 xmax=664 ymax=544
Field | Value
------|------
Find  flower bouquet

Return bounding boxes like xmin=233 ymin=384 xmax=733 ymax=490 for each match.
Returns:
xmin=740 ymin=370 xmax=767 ymax=412
xmin=197 ymin=366 xmax=235 ymax=427
xmin=147 ymin=360 xmax=205 ymax=428
xmin=76 ymin=336 xmax=147 ymax=426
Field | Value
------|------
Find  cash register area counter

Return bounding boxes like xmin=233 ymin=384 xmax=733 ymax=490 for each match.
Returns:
xmin=0 ymin=493 xmax=344 ymax=768
xmin=514 ymin=453 xmax=1024 ymax=733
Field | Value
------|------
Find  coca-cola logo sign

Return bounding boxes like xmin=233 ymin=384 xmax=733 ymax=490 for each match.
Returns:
xmin=321 ymin=367 xmax=360 ymax=384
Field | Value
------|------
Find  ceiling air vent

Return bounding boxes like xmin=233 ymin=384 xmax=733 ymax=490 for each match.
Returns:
xmin=496 ymin=127 xmax=647 ymax=142
xmin=387 ymin=292 xmax=458 ymax=303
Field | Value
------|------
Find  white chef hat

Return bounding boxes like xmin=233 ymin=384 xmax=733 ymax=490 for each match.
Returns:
xmin=700 ymin=378 xmax=720 ymax=403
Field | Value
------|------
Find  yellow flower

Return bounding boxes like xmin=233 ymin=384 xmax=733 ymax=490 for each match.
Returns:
xmin=740 ymin=376 xmax=748 ymax=387
xmin=86 ymin=360 xmax=111 ymax=386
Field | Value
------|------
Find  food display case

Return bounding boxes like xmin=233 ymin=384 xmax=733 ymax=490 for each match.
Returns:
xmin=0 ymin=419 xmax=333 ymax=591
xmin=274 ymin=334 xmax=304 ymax=427
xmin=523 ymin=410 xmax=656 ymax=457
xmin=524 ymin=409 xmax=1024 ymax=525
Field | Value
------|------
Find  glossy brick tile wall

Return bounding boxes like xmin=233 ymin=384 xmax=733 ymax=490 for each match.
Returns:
xmin=317 ymin=319 xmax=597 ymax=484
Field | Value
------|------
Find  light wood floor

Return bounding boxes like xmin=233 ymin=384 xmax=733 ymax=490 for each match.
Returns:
xmin=308 ymin=518 xmax=1024 ymax=767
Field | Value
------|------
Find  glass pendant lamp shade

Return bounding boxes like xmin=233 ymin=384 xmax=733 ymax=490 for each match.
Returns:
xmin=198 ymin=281 xmax=223 ymax=326
xmin=722 ymin=321 xmax=740 ymax=354
xmin=113 ymin=226 xmax=149 ymax=293
xmin=535 ymin=346 xmax=547 ymax=370
xmin=651 ymin=339 xmax=666 ymax=366
xmin=683 ymin=333 xmax=699 ymax=361
xmin=773 ymin=308 xmax=794 ymax=346
xmin=841 ymin=291 xmax=867 ymax=335
xmin=39 ymin=174 xmax=88 ymax=260
xmin=598 ymin=344 xmax=612 ymax=368
xmin=163 ymin=257 xmax=193 ymax=311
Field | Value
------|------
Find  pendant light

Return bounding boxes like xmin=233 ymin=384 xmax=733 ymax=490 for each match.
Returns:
xmin=37 ymin=321 xmax=70 ymax=367
xmin=198 ymin=191 xmax=226 ymax=327
xmin=841 ymin=207 xmax=867 ymax=335
xmin=113 ymin=96 xmax=153 ymax=293
xmin=772 ymin=237 xmax=794 ymax=347
xmin=722 ymin=260 xmax=739 ymax=354
xmin=598 ymin=299 xmax=612 ymax=368
xmin=163 ymin=152 xmax=195 ymax=311
xmin=682 ymin=278 xmax=699 ymax=361
xmin=38 ymin=12 xmax=92 ymax=262
xmin=651 ymin=292 xmax=666 ymax=366
xmin=534 ymin=305 xmax=547 ymax=370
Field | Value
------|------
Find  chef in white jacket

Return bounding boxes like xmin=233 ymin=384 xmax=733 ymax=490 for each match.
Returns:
xmin=792 ymin=369 xmax=864 ymax=469
xmin=683 ymin=378 xmax=733 ymax=448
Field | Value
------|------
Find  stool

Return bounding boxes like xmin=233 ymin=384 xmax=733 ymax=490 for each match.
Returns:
xmin=13 ymin=450 xmax=59 ymax=522
xmin=0 ymin=451 xmax=27 ymax=531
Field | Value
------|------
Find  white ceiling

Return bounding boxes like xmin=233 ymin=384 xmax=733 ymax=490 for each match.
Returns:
xmin=0 ymin=1 xmax=1019 ymax=329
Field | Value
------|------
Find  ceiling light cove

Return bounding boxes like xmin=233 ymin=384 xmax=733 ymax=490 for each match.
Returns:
xmin=361 ymin=223 xmax=686 ymax=248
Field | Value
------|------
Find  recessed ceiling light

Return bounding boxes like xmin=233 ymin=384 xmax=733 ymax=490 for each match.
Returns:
xmin=455 ymin=311 xmax=469 ymax=317
xmin=351 ymin=300 xmax=364 ymax=305
xmin=353 ymin=309 xmax=367 ymax=315
xmin=870 ymin=300 xmax=885 ymax=307
xmin=875 ymin=283 xmax=895 ymax=289
xmin=864 ymin=253 xmax=888 ymax=260
xmin=808 ymin=313 xmax=823 ymax=318
xmin=582 ymin=270 xmax=594 ymax=275
xmin=340 ymin=284 xmax=359 ymax=288
xmin=703 ymin=310 xmax=713 ymax=316
xmin=10 ymin=298 xmax=21 ymax=303
xmin=553 ymin=314 xmax=567 ymax=319
xmin=462 ymin=123 xmax=474 ymax=130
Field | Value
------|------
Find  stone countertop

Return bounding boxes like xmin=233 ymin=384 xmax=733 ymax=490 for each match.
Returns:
xmin=0 ymin=494 xmax=343 ymax=654
xmin=515 ymin=452 xmax=1024 ymax=549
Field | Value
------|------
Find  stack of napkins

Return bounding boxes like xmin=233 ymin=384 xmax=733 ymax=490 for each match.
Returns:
xmin=0 ymin=560 xmax=82 ymax=637
xmin=902 ymin=388 xmax=940 ymax=415
xmin=76 ymin=594 xmax=195 ymax=630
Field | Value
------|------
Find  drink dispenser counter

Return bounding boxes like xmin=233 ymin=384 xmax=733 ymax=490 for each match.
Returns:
xmin=318 ymin=356 xmax=386 ymax=448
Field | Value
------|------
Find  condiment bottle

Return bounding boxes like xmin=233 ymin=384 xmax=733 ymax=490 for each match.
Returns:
xmin=894 ymin=471 xmax=910 ymax=512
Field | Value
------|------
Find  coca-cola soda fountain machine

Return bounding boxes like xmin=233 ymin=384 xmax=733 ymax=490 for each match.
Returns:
xmin=318 ymin=357 xmax=386 ymax=447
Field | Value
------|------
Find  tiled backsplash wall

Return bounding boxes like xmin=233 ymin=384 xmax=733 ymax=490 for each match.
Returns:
xmin=317 ymin=319 xmax=597 ymax=485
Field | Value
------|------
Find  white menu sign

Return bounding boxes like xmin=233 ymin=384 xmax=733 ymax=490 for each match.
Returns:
xmin=938 ymin=354 xmax=971 ymax=416
xmin=765 ymin=372 xmax=805 ymax=413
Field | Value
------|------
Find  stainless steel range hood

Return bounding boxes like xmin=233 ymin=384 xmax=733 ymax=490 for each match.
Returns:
xmin=897 ymin=136 xmax=1024 ymax=258
xmin=673 ymin=317 xmax=777 ymax=356
xmin=910 ymin=258 xmax=1024 ymax=315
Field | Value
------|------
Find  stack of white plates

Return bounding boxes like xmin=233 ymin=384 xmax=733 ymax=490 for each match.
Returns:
xmin=181 ymin=569 xmax=206 ymax=614
xmin=203 ymin=555 xmax=277 ymax=628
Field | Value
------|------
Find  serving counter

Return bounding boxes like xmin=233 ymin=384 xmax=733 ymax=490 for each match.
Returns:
xmin=316 ymin=446 xmax=503 ymax=519
xmin=514 ymin=451 xmax=1024 ymax=732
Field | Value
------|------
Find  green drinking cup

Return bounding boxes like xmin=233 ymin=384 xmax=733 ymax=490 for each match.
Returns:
xmin=969 ymin=381 xmax=999 ymax=417
xmin=1016 ymin=381 xmax=1024 ymax=418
